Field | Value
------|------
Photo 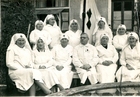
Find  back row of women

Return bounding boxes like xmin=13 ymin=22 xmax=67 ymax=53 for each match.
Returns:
xmin=6 ymin=14 xmax=140 ymax=96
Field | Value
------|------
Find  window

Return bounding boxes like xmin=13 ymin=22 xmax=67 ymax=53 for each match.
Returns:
xmin=112 ymin=0 xmax=134 ymax=33
xmin=34 ymin=0 xmax=70 ymax=32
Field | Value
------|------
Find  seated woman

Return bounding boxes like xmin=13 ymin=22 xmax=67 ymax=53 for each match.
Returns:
xmin=6 ymin=33 xmax=52 ymax=96
xmin=92 ymin=17 xmax=113 ymax=46
xmin=96 ymin=33 xmax=118 ymax=94
xmin=32 ymin=37 xmax=64 ymax=92
xmin=30 ymin=20 xmax=51 ymax=50
xmin=65 ymin=19 xmax=82 ymax=47
xmin=116 ymin=32 xmax=140 ymax=82
xmin=51 ymin=34 xmax=74 ymax=89
xmin=116 ymin=32 xmax=140 ymax=95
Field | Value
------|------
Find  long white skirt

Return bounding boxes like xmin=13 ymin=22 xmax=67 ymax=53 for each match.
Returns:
xmin=9 ymin=68 xmax=43 ymax=91
xmin=96 ymin=64 xmax=117 ymax=83
xmin=116 ymin=66 xmax=140 ymax=94
xmin=96 ymin=64 xmax=117 ymax=93
xmin=76 ymin=67 xmax=98 ymax=84
xmin=39 ymin=67 xmax=60 ymax=89
xmin=55 ymin=67 xmax=73 ymax=89
xmin=116 ymin=66 xmax=140 ymax=82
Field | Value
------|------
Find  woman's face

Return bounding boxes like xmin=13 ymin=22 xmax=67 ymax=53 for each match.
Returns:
xmin=70 ymin=22 xmax=78 ymax=31
xmin=36 ymin=22 xmax=44 ymax=31
xmin=60 ymin=38 xmax=69 ymax=47
xmin=48 ymin=18 xmax=55 ymax=26
xmin=15 ymin=38 xmax=26 ymax=48
xmin=98 ymin=20 xmax=105 ymax=29
xmin=37 ymin=39 xmax=45 ymax=50
xmin=128 ymin=36 xmax=137 ymax=46
xmin=118 ymin=28 xmax=126 ymax=35
xmin=100 ymin=36 xmax=109 ymax=46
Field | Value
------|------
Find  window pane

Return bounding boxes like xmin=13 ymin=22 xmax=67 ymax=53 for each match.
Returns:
xmin=114 ymin=2 xmax=121 ymax=11
xmin=62 ymin=22 xmax=69 ymax=31
xmin=113 ymin=11 xmax=121 ymax=20
xmin=124 ymin=11 xmax=132 ymax=19
xmin=36 ymin=0 xmax=69 ymax=7
xmin=62 ymin=12 xmax=68 ymax=21
xmin=113 ymin=20 xmax=121 ymax=29
xmin=124 ymin=21 xmax=132 ymax=29
xmin=55 ymin=0 xmax=69 ymax=7
xmin=36 ymin=0 xmax=46 ymax=7
xmin=46 ymin=0 xmax=55 ymax=7
xmin=124 ymin=2 xmax=132 ymax=11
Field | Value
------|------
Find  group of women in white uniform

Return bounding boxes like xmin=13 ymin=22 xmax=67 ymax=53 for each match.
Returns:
xmin=6 ymin=14 xmax=140 ymax=96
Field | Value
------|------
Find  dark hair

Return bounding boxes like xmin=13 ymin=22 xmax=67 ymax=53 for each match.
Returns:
xmin=80 ymin=33 xmax=89 ymax=39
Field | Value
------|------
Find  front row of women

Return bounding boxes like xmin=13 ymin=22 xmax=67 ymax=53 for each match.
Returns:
xmin=6 ymin=33 xmax=65 ymax=96
xmin=6 ymin=31 xmax=140 ymax=95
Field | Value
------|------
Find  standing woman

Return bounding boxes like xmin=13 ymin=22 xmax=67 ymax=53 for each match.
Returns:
xmin=43 ymin=14 xmax=62 ymax=50
xmin=113 ymin=24 xmax=128 ymax=54
xmin=113 ymin=24 xmax=128 ymax=70
xmin=6 ymin=33 xmax=52 ymax=96
xmin=30 ymin=20 xmax=51 ymax=50
xmin=92 ymin=17 xmax=113 ymax=46
xmin=65 ymin=19 xmax=82 ymax=47
xmin=32 ymin=37 xmax=64 ymax=91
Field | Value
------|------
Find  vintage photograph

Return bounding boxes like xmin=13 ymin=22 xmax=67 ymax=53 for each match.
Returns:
xmin=1 ymin=0 xmax=140 ymax=96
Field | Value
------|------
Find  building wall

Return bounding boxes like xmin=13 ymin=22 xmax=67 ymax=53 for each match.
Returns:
xmin=70 ymin=0 xmax=82 ymax=30
xmin=96 ymin=0 xmax=109 ymax=23
xmin=70 ymin=0 xmax=109 ymax=30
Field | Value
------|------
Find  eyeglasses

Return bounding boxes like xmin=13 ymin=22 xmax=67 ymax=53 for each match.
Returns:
xmin=80 ymin=37 xmax=87 ymax=39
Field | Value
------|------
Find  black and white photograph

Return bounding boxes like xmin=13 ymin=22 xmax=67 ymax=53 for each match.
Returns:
xmin=1 ymin=0 xmax=140 ymax=96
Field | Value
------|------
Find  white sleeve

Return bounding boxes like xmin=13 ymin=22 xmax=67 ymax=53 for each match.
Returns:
xmin=73 ymin=47 xmax=83 ymax=68
xmin=113 ymin=36 xmax=122 ymax=49
xmin=120 ymin=49 xmax=127 ymax=66
xmin=6 ymin=49 xmax=23 ymax=70
xmin=89 ymin=47 xmax=99 ymax=67
xmin=111 ymin=46 xmax=119 ymax=63
xmin=30 ymin=31 xmax=36 ymax=44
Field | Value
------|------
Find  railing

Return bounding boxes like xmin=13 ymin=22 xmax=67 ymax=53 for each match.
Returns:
xmin=48 ymin=82 xmax=140 ymax=96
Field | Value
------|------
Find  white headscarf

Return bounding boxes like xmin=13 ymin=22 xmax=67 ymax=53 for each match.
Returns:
xmin=92 ymin=17 xmax=111 ymax=35
xmin=33 ymin=36 xmax=48 ymax=50
xmin=124 ymin=32 xmax=140 ymax=54
xmin=99 ymin=33 xmax=110 ymax=45
xmin=35 ymin=20 xmax=44 ymax=30
xmin=7 ymin=33 xmax=31 ymax=51
xmin=43 ymin=14 xmax=57 ymax=27
xmin=116 ymin=24 xmax=126 ymax=35
xmin=60 ymin=33 xmax=69 ymax=40
xmin=69 ymin=19 xmax=80 ymax=30
xmin=100 ymin=33 xmax=109 ymax=40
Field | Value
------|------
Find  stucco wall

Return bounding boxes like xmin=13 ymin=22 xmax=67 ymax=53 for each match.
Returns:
xmin=70 ymin=0 xmax=82 ymax=30
xmin=96 ymin=0 xmax=108 ymax=22
xmin=70 ymin=0 xmax=109 ymax=30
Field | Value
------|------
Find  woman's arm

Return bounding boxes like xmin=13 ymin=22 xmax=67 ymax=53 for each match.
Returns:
xmin=6 ymin=49 xmax=23 ymax=70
